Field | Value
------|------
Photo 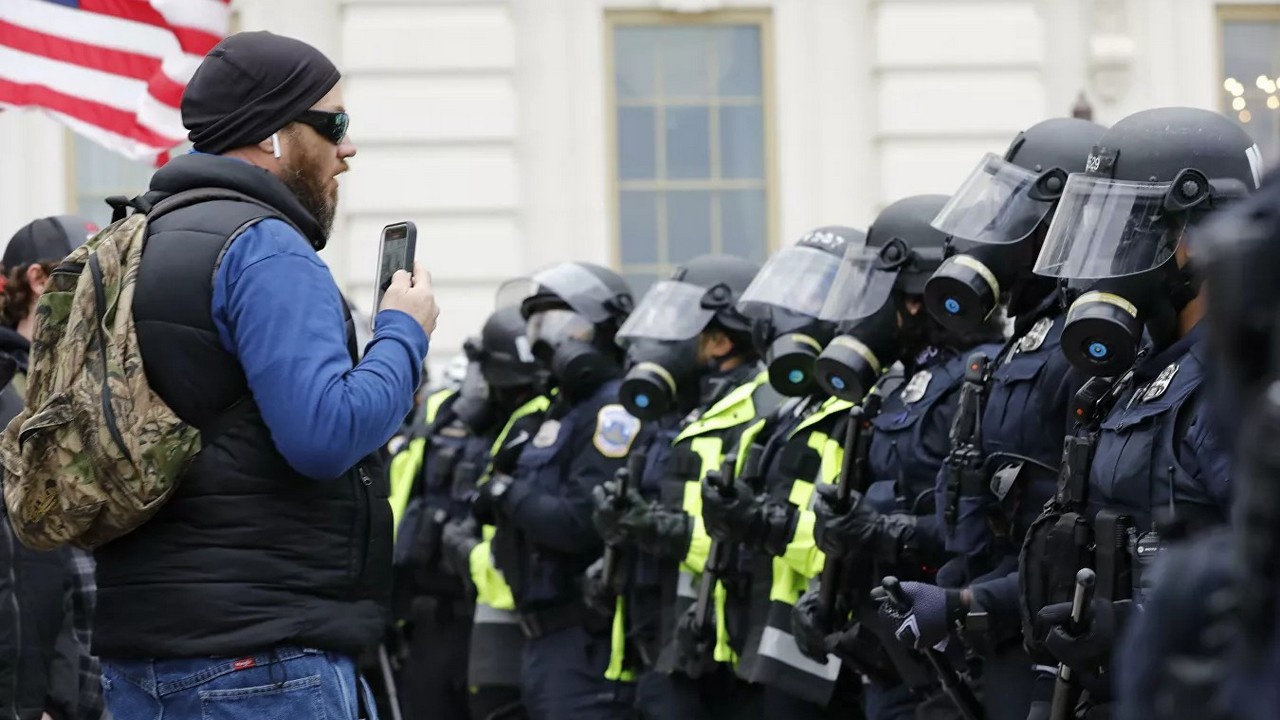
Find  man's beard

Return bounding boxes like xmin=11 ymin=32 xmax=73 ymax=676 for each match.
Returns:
xmin=280 ymin=146 xmax=337 ymax=240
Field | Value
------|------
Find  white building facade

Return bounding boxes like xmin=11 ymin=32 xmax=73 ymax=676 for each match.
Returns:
xmin=0 ymin=0 xmax=1272 ymax=370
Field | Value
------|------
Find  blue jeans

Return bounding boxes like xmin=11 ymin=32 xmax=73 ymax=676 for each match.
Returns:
xmin=100 ymin=647 xmax=378 ymax=720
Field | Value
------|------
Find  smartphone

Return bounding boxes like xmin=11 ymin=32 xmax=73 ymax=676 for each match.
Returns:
xmin=372 ymin=221 xmax=417 ymax=329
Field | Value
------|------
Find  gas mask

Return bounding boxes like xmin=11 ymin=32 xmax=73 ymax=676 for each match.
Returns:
xmin=527 ymin=308 xmax=618 ymax=400
xmin=619 ymin=338 xmax=700 ymax=420
xmin=1034 ymin=170 xmax=1210 ymax=376
xmin=815 ymin=300 xmax=900 ymax=403
xmin=924 ymin=153 xmax=1067 ymax=333
xmin=736 ymin=244 xmax=848 ymax=397
xmin=750 ymin=310 xmax=834 ymax=397
xmin=451 ymin=359 xmax=497 ymax=432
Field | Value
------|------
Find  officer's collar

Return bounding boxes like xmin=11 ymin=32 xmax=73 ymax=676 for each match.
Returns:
xmin=1136 ymin=321 xmax=1206 ymax=381
xmin=698 ymin=360 xmax=760 ymax=407
xmin=1012 ymin=291 xmax=1062 ymax=338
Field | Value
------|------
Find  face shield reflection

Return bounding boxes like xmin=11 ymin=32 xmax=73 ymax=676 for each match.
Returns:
xmin=736 ymin=246 xmax=844 ymax=320
xmin=931 ymin=153 xmax=1054 ymax=245
xmin=616 ymin=280 xmax=715 ymax=343
xmin=1033 ymin=174 xmax=1182 ymax=280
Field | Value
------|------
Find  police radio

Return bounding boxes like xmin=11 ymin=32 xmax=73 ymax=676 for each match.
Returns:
xmin=943 ymin=352 xmax=991 ymax=531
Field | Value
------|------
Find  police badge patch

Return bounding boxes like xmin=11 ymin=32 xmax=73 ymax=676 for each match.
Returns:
xmin=594 ymin=404 xmax=641 ymax=458
xmin=1143 ymin=362 xmax=1180 ymax=402
xmin=1014 ymin=316 xmax=1054 ymax=357
xmin=901 ymin=370 xmax=933 ymax=404
xmin=532 ymin=419 xmax=561 ymax=448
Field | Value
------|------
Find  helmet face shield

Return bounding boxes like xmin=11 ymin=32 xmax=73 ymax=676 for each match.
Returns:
xmin=527 ymin=308 xmax=596 ymax=350
xmin=931 ymin=153 xmax=1055 ymax=245
xmin=497 ymin=264 xmax=620 ymax=322
xmin=1033 ymin=174 xmax=1182 ymax=280
xmin=818 ymin=244 xmax=900 ymax=323
xmin=616 ymin=280 xmax=716 ymax=343
xmin=737 ymin=246 xmax=844 ymax=320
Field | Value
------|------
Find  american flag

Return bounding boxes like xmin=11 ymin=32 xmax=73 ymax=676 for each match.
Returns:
xmin=0 ymin=0 xmax=231 ymax=165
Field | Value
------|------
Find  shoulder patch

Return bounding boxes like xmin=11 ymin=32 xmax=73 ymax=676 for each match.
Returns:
xmin=901 ymin=370 xmax=933 ymax=404
xmin=532 ymin=419 xmax=561 ymax=448
xmin=594 ymin=404 xmax=641 ymax=459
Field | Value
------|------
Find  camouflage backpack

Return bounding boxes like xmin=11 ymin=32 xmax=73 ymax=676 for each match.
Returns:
xmin=0 ymin=191 xmax=256 ymax=550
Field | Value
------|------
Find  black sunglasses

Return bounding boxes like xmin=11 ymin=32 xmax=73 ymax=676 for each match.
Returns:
xmin=295 ymin=109 xmax=349 ymax=144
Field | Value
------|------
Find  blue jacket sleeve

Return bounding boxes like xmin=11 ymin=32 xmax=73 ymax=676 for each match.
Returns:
xmin=211 ymin=218 xmax=429 ymax=480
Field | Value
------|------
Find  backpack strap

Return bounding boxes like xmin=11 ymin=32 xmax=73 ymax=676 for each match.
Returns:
xmin=134 ymin=188 xmax=293 ymax=449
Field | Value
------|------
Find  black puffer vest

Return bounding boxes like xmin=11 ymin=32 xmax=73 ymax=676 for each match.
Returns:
xmin=92 ymin=153 xmax=392 ymax=659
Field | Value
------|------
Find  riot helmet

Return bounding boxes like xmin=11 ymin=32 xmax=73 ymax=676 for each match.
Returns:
xmin=616 ymin=254 xmax=759 ymax=420
xmin=451 ymin=305 xmax=545 ymax=427
xmin=737 ymin=227 xmax=863 ymax=397
xmin=926 ymin=118 xmax=1107 ymax=330
xmin=1032 ymin=107 xmax=1261 ymax=376
xmin=815 ymin=195 xmax=951 ymax=402
xmin=497 ymin=262 xmax=633 ymax=400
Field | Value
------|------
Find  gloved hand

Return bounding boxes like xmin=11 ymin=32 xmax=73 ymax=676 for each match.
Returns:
xmin=591 ymin=478 xmax=654 ymax=546
xmin=1036 ymin=598 xmax=1134 ymax=701
xmin=592 ymin=479 xmax=694 ymax=559
xmin=701 ymin=478 xmax=761 ymax=542
xmin=674 ymin=601 xmax=717 ymax=678
xmin=870 ymin=581 xmax=966 ymax=651
xmin=582 ymin=556 xmax=620 ymax=617
xmin=471 ymin=474 xmax=512 ymax=526
xmin=812 ymin=484 xmax=916 ymax=562
xmin=791 ymin=589 xmax=839 ymax=663
xmin=440 ymin=517 xmax=480 ymax=595
xmin=701 ymin=479 xmax=796 ymax=555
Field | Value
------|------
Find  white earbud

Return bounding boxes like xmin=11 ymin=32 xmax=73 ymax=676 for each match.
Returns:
xmin=271 ymin=132 xmax=281 ymax=159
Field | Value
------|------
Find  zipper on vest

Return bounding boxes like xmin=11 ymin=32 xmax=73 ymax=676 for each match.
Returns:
xmin=352 ymin=466 xmax=372 ymax=588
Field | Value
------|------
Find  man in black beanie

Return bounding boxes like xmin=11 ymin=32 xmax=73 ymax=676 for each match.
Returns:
xmin=92 ymin=31 xmax=439 ymax=720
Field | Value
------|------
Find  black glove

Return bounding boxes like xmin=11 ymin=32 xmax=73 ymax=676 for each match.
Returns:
xmin=791 ymin=589 xmax=839 ymax=663
xmin=701 ymin=478 xmax=761 ymax=542
xmin=812 ymin=484 xmax=916 ymax=562
xmin=582 ymin=556 xmax=620 ymax=617
xmin=440 ymin=517 xmax=480 ymax=594
xmin=871 ymin=581 xmax=966 ymax=651
xmin=471 ymin=474 xmax=512 ymax=526
xmin=675 ymin=601 xmax=718 ymax=678
xmin=592 ymin=480 xmax=694 ymax=560
xmin=1037 ymin=598 xmax=1134 ymax=700
xmin=701 ymin=479 xmax=796 ymax=555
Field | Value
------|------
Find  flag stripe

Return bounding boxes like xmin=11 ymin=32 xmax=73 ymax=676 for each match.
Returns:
xmin=0 ymin=78 xmax=180 ymax=148
xmin=1 ymin=0 xmax=229 ymax=166
xmin=0 ymin=19 xmax=157 ymax=81
xmin=78 ymin=0 xmax=222 ymax=56
xmin=0 ymin=44 xmax=147 ymax=114
xmin=1 ymin=0 xmax=177 ymax=60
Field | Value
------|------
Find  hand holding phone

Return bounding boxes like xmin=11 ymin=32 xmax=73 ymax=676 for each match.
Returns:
xmin=375 ymin=222 xmax=439 ymax=336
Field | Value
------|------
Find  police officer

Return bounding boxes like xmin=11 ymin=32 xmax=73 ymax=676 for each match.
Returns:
xmin=479 ymin=262 xmax=639 ymax=719
xmin=1111 ymin=165 xmax=1280 ymax=720
xmin=587 ymin=253 xmax=777 ymax=719
xmin=693 ymin=228 xmax=870 ymax=717
xmin=796 ymin=195 xmax=1005 ymax=719
xmin=861 ymin=118 xmax=1106 ymax=720
xmin=391 ymin=305 xmax=544 ymax=720
xmin=1018 ymin=107 xmax=1256 ymax=719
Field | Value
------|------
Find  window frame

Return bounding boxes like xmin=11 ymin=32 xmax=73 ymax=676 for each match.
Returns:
xmin=1216 ymin=4 xmax=1280 ymax=154
xmin=603 ymin=8 xmax=779 ymax=288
